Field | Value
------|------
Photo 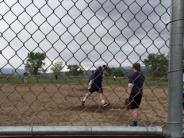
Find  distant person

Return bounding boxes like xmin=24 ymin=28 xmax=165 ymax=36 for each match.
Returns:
xmin=126 ymin=63 xmax=145 ymax=126
xmin=81 ymin=65 xmax=110 ymax=107
xmin=113 ymin=75 xmax=116 ymax=81
xmin=23 ymin=72 xmax=28 ymax=83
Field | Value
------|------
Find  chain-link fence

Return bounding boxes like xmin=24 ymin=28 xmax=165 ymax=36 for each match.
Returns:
xmin=0 ymin=0 xmax=174 ymax=131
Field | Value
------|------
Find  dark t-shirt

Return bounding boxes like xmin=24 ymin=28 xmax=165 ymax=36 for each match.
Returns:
xmin=93 ymin=67 xmax=103 ymax=86
xmin=128 ymin=72 xmax=145 ymax=95
xmin=88 ymin=67 xmax=103 ymax=92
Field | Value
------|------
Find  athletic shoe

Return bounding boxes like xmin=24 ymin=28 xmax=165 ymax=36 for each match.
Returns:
xmin=103 ymin=102 xmax=110 ymax=107
xmin=130 ymin=121 xmax=138 ymax=127
xmin=81 ymin=101 xmax=85 ymax=107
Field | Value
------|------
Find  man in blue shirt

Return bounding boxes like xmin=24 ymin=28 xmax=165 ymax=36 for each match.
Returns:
xmin=81 ymin=65 xmax=110 ymax=107
xmin=127 ymin=63 xmax=145 ymax=126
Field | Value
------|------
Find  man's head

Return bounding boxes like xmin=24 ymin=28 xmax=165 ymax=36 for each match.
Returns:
xmin=102 ymin=65 xmax=108 ymax=71
xmin=132 ymin=63 xmax=141 ymax=72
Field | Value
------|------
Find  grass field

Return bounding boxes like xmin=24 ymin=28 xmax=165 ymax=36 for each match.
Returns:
xmin=0 ymin=76 xmax=168 ymax=126
xmin=0 ymin=75 xmax=168 ymax=87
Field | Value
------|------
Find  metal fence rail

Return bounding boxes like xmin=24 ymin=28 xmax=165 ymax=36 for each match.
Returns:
xmin=0 ymin=0 xmax=182 ymax=137
xmin=0 ymin=126 xmax=163 ymax=136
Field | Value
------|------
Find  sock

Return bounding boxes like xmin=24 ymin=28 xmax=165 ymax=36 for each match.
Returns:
xmin=101 ymin=100 xmax=105 ymax=104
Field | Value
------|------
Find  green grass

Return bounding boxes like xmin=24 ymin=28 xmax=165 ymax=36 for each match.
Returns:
xmin=105 ymin=77 xmax=168 ymax=88
xmin=0 ymin=76 xmax=168 ymax=88
xmin=146 ymin=77 xmax=168 ymax=88
xmin=0 ymin=76 xmax=89 ymax=85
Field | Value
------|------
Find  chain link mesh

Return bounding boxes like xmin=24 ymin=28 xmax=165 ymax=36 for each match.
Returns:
xmin=0 ymin=0 xmax=171 ymax=127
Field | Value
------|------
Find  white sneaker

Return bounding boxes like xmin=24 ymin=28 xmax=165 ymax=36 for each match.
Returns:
xmin=103 ymin=102 xmax=110 ymax=107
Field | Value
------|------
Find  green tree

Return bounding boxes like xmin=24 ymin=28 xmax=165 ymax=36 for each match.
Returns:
xmin=67 ymin=64 xmax=84 ymax=76
xmin=25 ymin=52 xmax=46 ymax=75
xmin=51 ymin=61 xmax=64 ymax=80
xmin=108 ymin=67 xmax=124 ymax=77
xmin=143 ymin=53 xmax=168 ymax=77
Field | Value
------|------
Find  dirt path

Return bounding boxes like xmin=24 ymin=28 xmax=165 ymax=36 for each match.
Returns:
xmin=0 ymin=84 xmax=167 ymax=126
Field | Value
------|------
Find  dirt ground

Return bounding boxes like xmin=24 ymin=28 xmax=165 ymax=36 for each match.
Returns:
xmin=0 ymin=84 xmax=167 ymax=127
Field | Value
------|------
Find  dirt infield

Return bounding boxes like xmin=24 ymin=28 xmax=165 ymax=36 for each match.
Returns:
xmin=0 ymin=84 xmax=167 ymax=126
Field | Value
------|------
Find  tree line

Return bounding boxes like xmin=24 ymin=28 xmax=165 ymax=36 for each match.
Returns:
xmin=25 ymin=52 xmax=168 ymax=79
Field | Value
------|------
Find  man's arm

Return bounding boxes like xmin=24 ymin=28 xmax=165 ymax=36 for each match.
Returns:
xmin=128 ymin=83 xmax=133 ymax=96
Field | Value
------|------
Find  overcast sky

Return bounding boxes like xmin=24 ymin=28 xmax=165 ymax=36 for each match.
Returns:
xmin=0 ymin=0 xmax=171 ymax=72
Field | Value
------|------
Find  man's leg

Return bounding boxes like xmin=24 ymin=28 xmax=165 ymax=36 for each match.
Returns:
xmin=81 ymin=92 xmax=91 ymax=107
xmin=130 ymin=94 xmax=142 ymax=126
xmin=131 ymin=108 xmax=139 ymax=126
xmin=99 ymin=93 xmax=105 ymax=104
xmin=99 ymin=92 xmax=109 ymax=107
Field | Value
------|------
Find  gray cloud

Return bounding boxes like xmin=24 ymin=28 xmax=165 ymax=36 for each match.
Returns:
xmin=0 ymin=0 xmax=171 ymax=71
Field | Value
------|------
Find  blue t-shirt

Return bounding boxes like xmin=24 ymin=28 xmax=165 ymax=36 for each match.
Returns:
xmin=128 ymin=72 xmax=145 ymax=94
xmin=92 ymin=67 xmax=103 ymax=86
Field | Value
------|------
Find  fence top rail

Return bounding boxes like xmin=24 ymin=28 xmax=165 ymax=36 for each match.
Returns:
xmin=0 ymin=126 xmax=163 ymax=136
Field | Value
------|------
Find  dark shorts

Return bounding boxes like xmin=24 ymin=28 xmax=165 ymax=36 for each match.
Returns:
xmin=128 ymin=93 xmax=142 ymax=109
xmin=89 ymin=83 xmax=103 ymax=93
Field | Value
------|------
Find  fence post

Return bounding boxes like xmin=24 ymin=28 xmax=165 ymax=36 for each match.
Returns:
xmin=168 ymin=0 xmax=184 ymax=137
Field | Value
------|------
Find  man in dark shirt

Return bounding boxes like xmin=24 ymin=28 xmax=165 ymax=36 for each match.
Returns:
xmin=127 ymin=63 xmax=145 ymax=126
xmin=81 ymin=65 xmax=110 ymax=107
